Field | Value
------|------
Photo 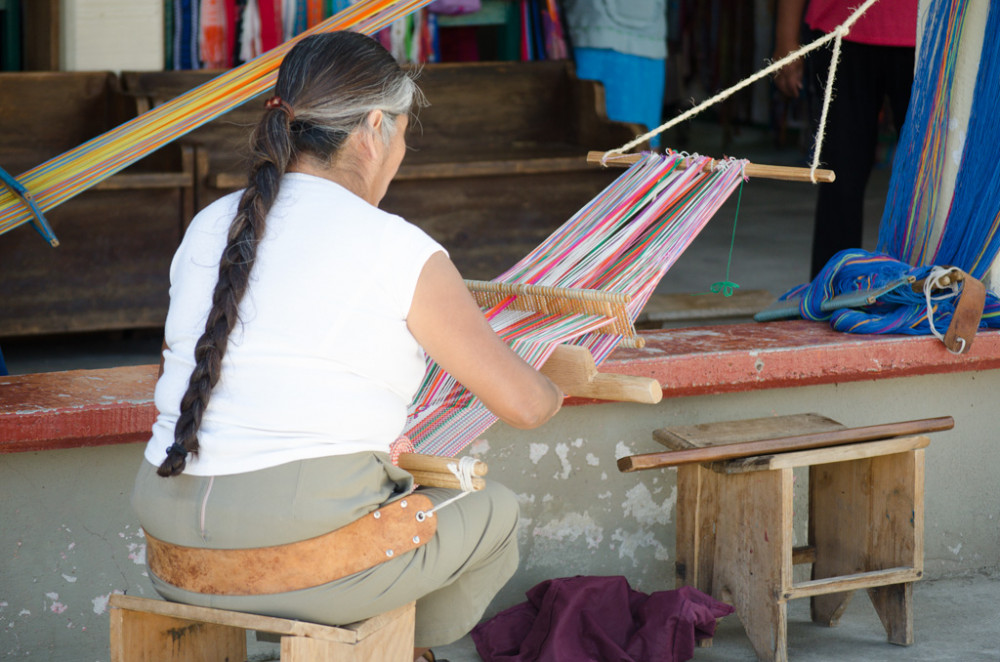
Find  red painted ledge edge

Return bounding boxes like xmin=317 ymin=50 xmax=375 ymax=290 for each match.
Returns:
xmin=4 ymin=321 xmax=1000 ymax=452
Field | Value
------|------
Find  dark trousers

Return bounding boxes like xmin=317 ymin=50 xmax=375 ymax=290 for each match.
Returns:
xmin=807 ymin=31 xmax=915 ymax=277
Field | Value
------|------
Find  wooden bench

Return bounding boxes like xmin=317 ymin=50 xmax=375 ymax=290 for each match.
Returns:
xmin=109 ymin=594 xmax=414 ymax=661
xmin=120 ymin=61 xmax=645 ymax=279
xmin=618 ymin=413 xmax=952 ymax=662
xmin=0 ymin=71 xmax=196 ymax=337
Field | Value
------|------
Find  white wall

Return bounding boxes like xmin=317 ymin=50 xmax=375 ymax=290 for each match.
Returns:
xmin=60 ymin=0 xmax=164 ymax=71
xmin=2 ymin=369 xmax=998 ymax=660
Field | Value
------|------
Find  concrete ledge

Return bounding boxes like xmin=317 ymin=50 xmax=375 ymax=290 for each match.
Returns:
xmin=4 ymin=321 xmax=1000 ymax=452
xmin=580 ymin=320 xmax=1000 ymax=400
xmin=0 ymin=365 xmax=157 ymax=453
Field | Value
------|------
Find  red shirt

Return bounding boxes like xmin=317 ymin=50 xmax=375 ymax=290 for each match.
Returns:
xmin=806 ymin=0 xmax=917 ymax=47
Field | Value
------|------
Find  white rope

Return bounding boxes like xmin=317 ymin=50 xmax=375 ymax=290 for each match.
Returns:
xmin=601 ymin=0 xmax=882 ymax=184
xmin=923 ymin=266 xmax=964 ymax=353
xmin=809 ymin=22 xmax=845 ymax=183
xmin=422 ymin=456 xmax=480 ymax=517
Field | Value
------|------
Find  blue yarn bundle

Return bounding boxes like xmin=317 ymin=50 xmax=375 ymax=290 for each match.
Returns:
xmin=782 ymin=248 xmax=1000 ymax=335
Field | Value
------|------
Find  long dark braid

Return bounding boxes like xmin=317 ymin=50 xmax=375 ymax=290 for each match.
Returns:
xmin=158 ymin=31 xmax=420 ymax=477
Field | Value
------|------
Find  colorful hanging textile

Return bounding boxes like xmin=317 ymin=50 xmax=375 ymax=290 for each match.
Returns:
xmin=172 ymin=0 xmax=200 ymax=69
xmin=0 ymin=0 xmax=440 ymax=239
xmin=307 ymin=0 xmax=325 ymax=28
xmin=877 ymin=0 xmax=969 ymax=268
xmin=779 ymin=0 xmax=1000 ymax=342
xmin=924 ymin=1 xmax=1000 ymax=278
xmin=199 ymin=0 xmax=232 ymax=69
xmin=406 ymin=153 xmax=747 ymax=455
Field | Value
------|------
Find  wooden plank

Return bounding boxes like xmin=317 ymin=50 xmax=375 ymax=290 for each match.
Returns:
xmin=654 ymin=413 xmax=843 ymax=450
xmin=762 ymin=435 xmax=929 ymax=470
xmin=110 ymin=595 xmax=356 ymax=642
xmin=281 ymin=601 xmax=413 ymax=661
xmin=109 ymin=600 xmax=246 ymax=662
xmin=395 ymin=156 xmax=595 ymax=180
xmin=674 ymin=463 xmax=716 ymax=592
xmin=703 ymin=435 xmax=931 ymax=474
xmin=866 ymin=448 xmax=923 ymax=645
xmin=809 ymin=455 xmax=867 ymax=625
xmin=713 ymin=468 xmax=793 ymax=662
xmin=619 ymin=417 xmax=952 ymax=472
xmin=784 ymin=567 xmax=922 ymax=600
xmin=94 ymin=172 xmax=194 ymax=190
xmin=636 ymin=289 xmax=775 ymax=325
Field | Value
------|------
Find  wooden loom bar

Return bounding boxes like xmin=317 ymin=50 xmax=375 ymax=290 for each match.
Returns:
xmin=585 ymin=151 xmax=836 ymax=183
xmin=465 ymin=279 xmax=643 ymax=348
xmin=618 ymin=416 xmax=954 ymax=472
xmin=396 ymin=453 xmax=487 ymax=490
xmin=540 ymin=345 xmax=662 ymax=404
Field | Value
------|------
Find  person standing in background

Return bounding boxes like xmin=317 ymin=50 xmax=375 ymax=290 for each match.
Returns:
xmin=563 ymin=0 xmax=668 ymax=146
xmin=773 ymin=0 xmax=917 ymax=278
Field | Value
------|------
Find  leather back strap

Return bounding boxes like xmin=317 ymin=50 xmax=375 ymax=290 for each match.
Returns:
xmin=146 ymin=494 xmax=437 ymax=596
xmin=944 ymin=270 xmax=986 ymax=354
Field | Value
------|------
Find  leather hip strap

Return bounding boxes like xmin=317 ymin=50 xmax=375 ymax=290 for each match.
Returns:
xmin=145 ymin=494 xmax=437 ymax=596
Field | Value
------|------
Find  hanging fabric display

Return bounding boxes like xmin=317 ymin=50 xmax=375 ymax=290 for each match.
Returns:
xmin=769 ymin=0 xmax=1000 ymax=350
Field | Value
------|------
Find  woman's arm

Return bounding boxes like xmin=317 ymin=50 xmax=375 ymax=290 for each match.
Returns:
xmin=406 ymin=252 xmax=563 ymax=430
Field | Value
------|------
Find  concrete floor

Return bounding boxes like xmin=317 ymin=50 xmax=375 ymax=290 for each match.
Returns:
xmin=4 ymin=123 xmax=1000 ymax=661
xmin=433 ymin=573 xmax=1000 ymax=661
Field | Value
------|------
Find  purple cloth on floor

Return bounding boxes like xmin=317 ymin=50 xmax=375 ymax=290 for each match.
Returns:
xmin=471 ymin=576 xmax=733 ymax=662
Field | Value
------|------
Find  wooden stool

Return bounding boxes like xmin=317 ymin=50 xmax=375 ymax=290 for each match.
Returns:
xmin=109 ymin=594 xmax=414 ymax=661
xmin=656 ymin=414 xmax=932 ymax=662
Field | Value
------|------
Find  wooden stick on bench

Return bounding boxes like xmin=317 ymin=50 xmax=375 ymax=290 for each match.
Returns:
xmin=618 ymin=416 xmax=954 ymax=472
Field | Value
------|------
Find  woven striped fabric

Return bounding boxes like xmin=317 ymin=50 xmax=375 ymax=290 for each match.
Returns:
xmin=406 ymin=152 xmax=747 ymax=456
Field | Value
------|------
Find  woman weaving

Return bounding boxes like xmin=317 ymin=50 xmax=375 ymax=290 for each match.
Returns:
xmin=131 ymin=31 xmax=562 ymax=660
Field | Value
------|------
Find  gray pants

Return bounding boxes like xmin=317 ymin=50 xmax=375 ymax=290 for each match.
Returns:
xmin=132 ymin=452 xmax=519 ymax=647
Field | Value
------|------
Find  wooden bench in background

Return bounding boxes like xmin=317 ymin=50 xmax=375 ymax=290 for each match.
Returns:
xmin=120 ymin=61 xmax=646 ymax=279
xmin=0 ymin=72 xmax=196 ymax=337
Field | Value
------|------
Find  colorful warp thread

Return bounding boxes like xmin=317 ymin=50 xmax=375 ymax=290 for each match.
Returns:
xmin=784 ymin=0 xmax=1000 ymax=336
xmin=927 ymin=1 xmax=1000 ymax=277
xmin=877 ymin=0 xmax=968 ymax=266
xmin=0 ymin=0 xmax=438 ymax=239
xmin=406 ymin=153 xmax=747 ymax=456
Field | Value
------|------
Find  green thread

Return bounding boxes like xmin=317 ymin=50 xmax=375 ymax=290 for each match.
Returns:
xmin=704 ymin=177 xmax=745 ymax=297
